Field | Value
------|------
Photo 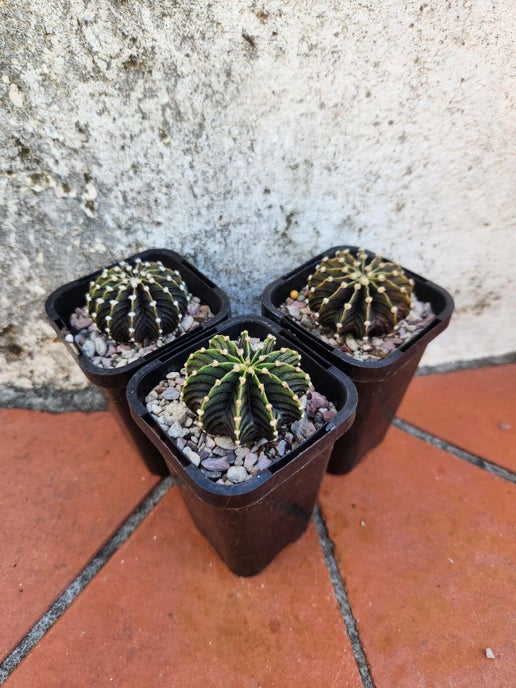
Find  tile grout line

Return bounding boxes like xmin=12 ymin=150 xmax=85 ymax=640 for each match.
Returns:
xmin=392 ymin=418 xmax=516 ymax=485
xmin=0 ymin=475 xmax=175 ymax=685
xmin=313 ymin=504 xmax=375 ymax=688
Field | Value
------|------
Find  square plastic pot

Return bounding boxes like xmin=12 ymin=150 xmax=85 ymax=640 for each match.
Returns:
xmin=45 ymin=248 xmax=231 ymax=475
xmin=261 ymin=245 xmax=454 ymax=474
xmin=126 ymin=315 xmax=358 ymax=576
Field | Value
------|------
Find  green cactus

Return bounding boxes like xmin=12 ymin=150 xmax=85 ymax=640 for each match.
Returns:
xmin=181 ymin=330 xmax=311 ymax=446
xmin=307 ymin=248 xmax=414 ymax=338
xmin=86 ymin=258 xmax=189 ymax=343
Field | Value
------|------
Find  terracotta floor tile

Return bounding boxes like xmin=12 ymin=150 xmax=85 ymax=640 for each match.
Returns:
xmin=5 ymin=487 xmax=362 ymax=688
xmin=398 ymin=364 xmax=516 ymax=471
xmin=0 ymin=409 xmax=159 ymax=663
xmin=319 ymin=427 xmax=516 ymax=688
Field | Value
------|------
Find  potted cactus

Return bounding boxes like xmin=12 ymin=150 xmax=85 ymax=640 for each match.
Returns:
xmin=261 ymin=246 xmax=454 ymax=474
xmin=45 ymin=248 xmax=230 ymax=474
xmin=126 ymin=316 xmax=358 ymax=576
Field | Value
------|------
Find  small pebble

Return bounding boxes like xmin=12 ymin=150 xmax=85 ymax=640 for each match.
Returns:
xmin=180 ymin=315 xmax=194 ymax=332
xmin=214 ymin=436 xmax=237 ymax=450
xmin=227 ymin=466 xmax=248 ymax=483
xmin=72 ymin=317 xmax=93 ymax=329
xmin=162 ymin=387 xmax=180 ymax=401
xmin=322 ymin=408 xmax=337 ymax=422
xmin=167 ymin=421 xmax=188 ymax=439
xmin=81 ymin=339 xmax=96 ymax=357
xmin=201 ymin=457 xmax=231 ymax=472
xmin=345 ymin=335 xmax=358 ymax=352
xmin=244 ymin=452 xmax=258 ymax=471
xmin=182 ymin=446 xmax=201 ymax=467
xmin=189 ymin=425 xmax=202 ymax=438
xmin=201 ymin=469 xmax=222 ymax=480
xmin=94 ymin=337 xmax=108 ymax=356
xmin=275 ymin=440 xmax=287 ymax=457
xmin=287 ymin=303 xmax=303 ymax=317
xmin=255 ymin=455 xmax=272 ymax=472
xmin=164 ymin=402 xmax=188 ymax=425
xmin=205 ymin=436 xmax=216 ymax=449
xmin=485 ymin=648 xmax=496 ymax=659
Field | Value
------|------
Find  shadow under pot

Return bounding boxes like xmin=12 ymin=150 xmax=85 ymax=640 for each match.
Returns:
xmin=126 ymin=315 xmax=357 ymax=576
xmin=261 ymin=245 xmax=454 ymax=474
xmin=45 ymin=248 xmax=231 ymax=476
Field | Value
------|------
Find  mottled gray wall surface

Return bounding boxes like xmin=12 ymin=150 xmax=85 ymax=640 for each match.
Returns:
xmin=1 ymin=1 xmax=514 ymax=403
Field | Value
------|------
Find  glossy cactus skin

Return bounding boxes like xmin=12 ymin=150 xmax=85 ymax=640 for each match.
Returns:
xmin=86 ymin=259 xmax=189 ymax=343
xmin=307 ymin=248 xmax=414 ymax=338
xmin=182 ymin=331 xmax=311 ymax=446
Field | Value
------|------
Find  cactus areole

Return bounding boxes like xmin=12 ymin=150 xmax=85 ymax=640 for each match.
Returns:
xmin=307 ymin=248 xmax=414 ymax=338
xmin=86 ymin=258 xmax=189 ymax=343
xmin=182 ymin=331 xmax=311 ymax=446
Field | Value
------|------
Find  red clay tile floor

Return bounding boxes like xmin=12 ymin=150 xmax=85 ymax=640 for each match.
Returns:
xmin=1 ymin=364 xmax=514 ymax=687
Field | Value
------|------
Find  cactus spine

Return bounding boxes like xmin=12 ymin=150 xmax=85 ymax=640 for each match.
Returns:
xmin=86 ymin=258 xmax=189 ymax=343
xmin=182 ymin=331 xmax=311 ymax=446
xmin=307 ymin=248 xmax=414 ymax=337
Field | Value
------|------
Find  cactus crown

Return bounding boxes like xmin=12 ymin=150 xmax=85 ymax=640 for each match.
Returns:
xmin=181 ymin=330 xmax=311 ymax=446
xmin=307 ymin=248 xmax=414 ymax=338
xmin=86 ymin=258 xmax=189 ymax=343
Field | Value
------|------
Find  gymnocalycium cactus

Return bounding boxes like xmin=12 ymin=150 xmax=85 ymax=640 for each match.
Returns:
xmin=86 ymin=258 xmax=189 ymax=343
xmin=307 ymin=248 xmax=414 ymax=338
xmin=181 ymin=331 xmax=311 ymax=446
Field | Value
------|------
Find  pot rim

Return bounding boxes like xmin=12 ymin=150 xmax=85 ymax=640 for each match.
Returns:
xmin=261 ymin=244 xmax=454 ymax=374
xmin=127 ymin=315 xmax=358 ymax=507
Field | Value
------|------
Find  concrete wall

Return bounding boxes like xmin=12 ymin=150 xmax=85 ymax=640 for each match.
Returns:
xmin=1 ymin=1 xmax=514 ymax=405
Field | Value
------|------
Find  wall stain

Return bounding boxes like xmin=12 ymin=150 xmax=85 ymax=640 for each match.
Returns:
xmin=255 ymin=8 xmax=269 ymax=22
xmin=242 ymin=31 xmax=257 ymax=53
xmin=0 ymin=325 xmax=25 ymax=362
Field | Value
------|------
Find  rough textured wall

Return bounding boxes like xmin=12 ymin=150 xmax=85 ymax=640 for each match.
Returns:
xmin=1 ymin=0 xmax=514 ymax=403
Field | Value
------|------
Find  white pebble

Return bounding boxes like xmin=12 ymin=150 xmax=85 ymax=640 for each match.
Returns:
xmin=485 ymin=648 xmax=495 ymax=659
xmin=167 ymin=421 xmax=188 ymax=438
xmin=182 ymin=446 xmax=201 ymax=466
xmin=149 ymin=403 xmax=163 ymax=416
xmin=244 ymin=452 xmax=258 ymax=471
xmin=227 ymin=466 xmax=248 ymax=483
xmin=180 ymin=315 xmax=194 ymax=332
xmin=164 ymin=402 xmax=188 ymax=425
xmin=345 ymin=335 xmax=358 ymax=352
xmin=214 ymin=436 xmax=237 ymax=450
xmin=81 ymin=339 xmax=96 ymax=357
xmin=94 ymin=337 xmax=108 ymax=356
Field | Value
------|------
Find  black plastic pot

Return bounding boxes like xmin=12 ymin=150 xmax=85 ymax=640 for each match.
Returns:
xmin=126 ymin=315 xmax=358 ymax=576
xmin=45 ymin=248 xmax=231 ymax=475
xmin=261 ymin=246 xmax=454 ymax=474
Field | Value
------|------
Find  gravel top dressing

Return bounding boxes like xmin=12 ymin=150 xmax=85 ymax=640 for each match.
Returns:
xmin=68 ymin=296 xmax=214 ymax=369
xmin=281 ymin=285 xmax=435 ymax=361
xmin=145 ymin=336 xmax=337 ymax=485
